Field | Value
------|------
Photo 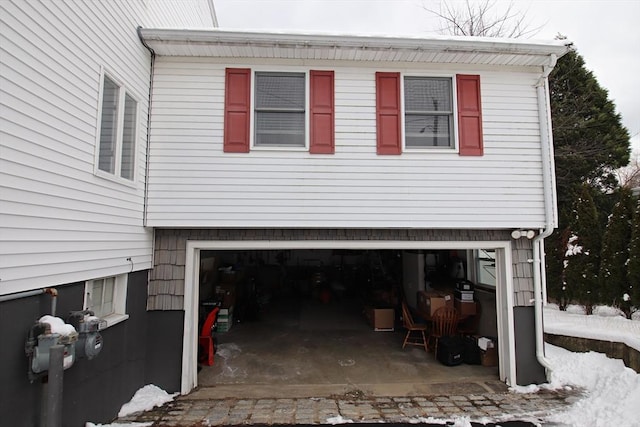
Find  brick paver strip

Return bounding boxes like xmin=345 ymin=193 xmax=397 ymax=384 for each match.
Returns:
xmin=118 ymin=387 xmax=579 ymax=426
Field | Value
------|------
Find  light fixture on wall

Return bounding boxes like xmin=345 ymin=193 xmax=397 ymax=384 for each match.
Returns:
xmin=511 ymin=229 xmax=536 ymax=240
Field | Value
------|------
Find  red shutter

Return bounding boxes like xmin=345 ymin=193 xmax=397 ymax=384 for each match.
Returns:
xmin=224 ymin=68 xmax=251 ymax=153
xmin=456 ymin=74 xmax=484 ymax=156
xmin=376 ymin=72 xmax=402 ymax=155
xmin=309 ymin=70 xmax=335 ymax=154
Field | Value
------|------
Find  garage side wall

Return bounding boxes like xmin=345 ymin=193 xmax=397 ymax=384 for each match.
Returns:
xmin=148 ymin=228 xmax=535 ymax=310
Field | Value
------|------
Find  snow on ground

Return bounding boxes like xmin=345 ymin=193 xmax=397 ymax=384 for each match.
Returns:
xmin=85 ymin=384 xmax=177 ymax=427
xmin=541 ymin=344 xmax=640 ymax=427
xmin=544 ymin=304 xmax=640 ymax=351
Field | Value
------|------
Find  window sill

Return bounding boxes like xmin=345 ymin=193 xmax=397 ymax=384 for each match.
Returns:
xmin=94 ymin=169 xmax=138 ymax=188
xmin=99 ymin=313 xmax=129 ymax=330
xmin=251 ymin=145 xmax=308 ymax=152
xmin=403 ymin=147 xmax=458 ymax=154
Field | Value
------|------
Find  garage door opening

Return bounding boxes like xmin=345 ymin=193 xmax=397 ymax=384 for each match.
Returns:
xmin=193 ymin=248 xmax=503 ymax=398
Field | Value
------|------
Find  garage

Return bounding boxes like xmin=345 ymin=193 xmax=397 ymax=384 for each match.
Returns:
xmin=189 ymin=244 xmax=509 ymax=398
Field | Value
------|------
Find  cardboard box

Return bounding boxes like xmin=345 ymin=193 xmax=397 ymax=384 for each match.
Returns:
xmin=365 ymin=308 xmax=394 ymax=331
xmin=455 ymin=299 xmax=477 ymax=316
xmin=481 ymin=347 xmax=498 ymax=367
xmin=417 ymin=291 xmax=454 ymax=316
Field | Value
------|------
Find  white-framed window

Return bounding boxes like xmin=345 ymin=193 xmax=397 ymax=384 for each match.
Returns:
xmin=96 ymin=73 xmax=139 ymax=182
xmin=84 ymin=275 xmax=129 ymax=327
xmin=403 ymin=76 xmax=454 ymax=149
xmin=254 ymin=71 xmax=306 ymax=148
xmin=475 ymin=249 xmax=496 ymax=287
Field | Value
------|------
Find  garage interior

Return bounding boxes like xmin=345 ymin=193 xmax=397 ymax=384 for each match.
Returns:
xmin=195 ymin=248 xmax=502 ymax=398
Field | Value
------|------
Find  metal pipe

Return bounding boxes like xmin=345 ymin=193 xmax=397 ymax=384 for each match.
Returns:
xmin=137 ymin=26 xmax=155 ymax=228
xmin=0 ymin=289 xmax=44 ymax=302
xmin=532 ymin=56 xmax=559 ymax=375
xmin=45 ymin=345 xmax=64 ymax=427
xmin=43 ymin=288 xmax=58 ymax=317
xmin=1 ymin=288 xmax=57 ymax=317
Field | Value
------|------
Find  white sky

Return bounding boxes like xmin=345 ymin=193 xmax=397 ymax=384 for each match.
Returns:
xmin=213 ymin=0 xmax=640 ymax=152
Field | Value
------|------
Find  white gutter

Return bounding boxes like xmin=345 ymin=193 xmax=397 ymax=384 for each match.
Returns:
xmin=138 ymin=28 xmax=570 ymax=57
xmin=532 ymin=53 xmax=559 ymax=375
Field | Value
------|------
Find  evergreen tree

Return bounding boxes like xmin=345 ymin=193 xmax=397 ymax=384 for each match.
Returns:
xmin=549 ymin=50 xmax=631 ymax=207
xmin=599 ymin=188 xmax=634 ymax=307
xmin=545 ymin=229 xmax=568 ymax=308
xmin=627 ymin=197 xmax=640 ymax=315
xmin=546 ymin=48 xmax=631 ymax=297
xmin=545 ymin=227 xmax=570 ymax=308
xmin=564 ymin=185 xmax=601 ymax=313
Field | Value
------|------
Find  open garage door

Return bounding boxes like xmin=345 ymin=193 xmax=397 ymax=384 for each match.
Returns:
xmin=182 ymin=241 xmax=515 ymax=395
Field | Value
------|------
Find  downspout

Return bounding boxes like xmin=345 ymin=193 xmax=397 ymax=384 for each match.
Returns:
xmin=533 ymin=53 xmax=558 ymax=374
xmin=137 ymin=26 xmax=155 ymax=228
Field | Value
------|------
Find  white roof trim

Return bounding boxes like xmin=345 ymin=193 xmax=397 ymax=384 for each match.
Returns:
xmin=139 ymin=28 xmax=571 ymax=66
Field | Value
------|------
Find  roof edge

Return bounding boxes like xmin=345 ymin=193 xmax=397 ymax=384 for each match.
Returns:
xmin=139 ymin=28 xmax=572 ymax=57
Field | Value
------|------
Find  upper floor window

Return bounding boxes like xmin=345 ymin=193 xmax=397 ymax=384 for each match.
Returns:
xmin=224 ymin=68 xmax=334 ymax=154
xmin=254 ymin=72 xmax=306 ymax=147
xmin=376 ymin=73 xmax=482 ymax=156
xmin=404 ymin=77 xmax=454 ymax=149
xmin=97 ymin=74 xmax=138 ymax=181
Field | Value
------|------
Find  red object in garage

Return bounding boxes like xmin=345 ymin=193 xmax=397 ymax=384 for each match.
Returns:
xmin=199 ymin=306 xmax=220 ymax=366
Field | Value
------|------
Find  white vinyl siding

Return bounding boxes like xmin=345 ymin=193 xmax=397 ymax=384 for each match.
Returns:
xmin=0 ymin=1 xmax=161 ymax=294
xmin=146 ymin=58 xmax=546 ymax=229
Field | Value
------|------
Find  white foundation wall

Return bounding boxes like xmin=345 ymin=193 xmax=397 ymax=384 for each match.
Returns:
xmin=146 ymin=57 xmax=546 ymax=229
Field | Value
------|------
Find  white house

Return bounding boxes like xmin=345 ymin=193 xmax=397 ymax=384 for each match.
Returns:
xmin=136 ymin=28 xmax=570 ymax=394
xmin=1 ymin=1 xmax=571 ymax=425
xmin=0 ymin=1 xmax=216 ymax=426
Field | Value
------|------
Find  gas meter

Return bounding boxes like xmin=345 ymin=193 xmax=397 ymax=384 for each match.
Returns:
xmin=25 ymin=317 xmax=78 ymax=381
xmin=67 ymin=310 xmax=105 ymax=360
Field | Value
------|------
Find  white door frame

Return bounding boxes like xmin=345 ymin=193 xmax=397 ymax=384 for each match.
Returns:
xmin=181 ymin=239 xmax=516 ymax=394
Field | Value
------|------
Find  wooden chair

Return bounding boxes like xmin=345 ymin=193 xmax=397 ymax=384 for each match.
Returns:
xmin=430 ymin=306 xmax=459 ymax=356
xmin=401 ymin=302 xmax=429 ymax=352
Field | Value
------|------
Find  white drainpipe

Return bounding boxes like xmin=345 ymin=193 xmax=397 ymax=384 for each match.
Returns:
xmin=532 ymin=54 xmax=558 ymax=375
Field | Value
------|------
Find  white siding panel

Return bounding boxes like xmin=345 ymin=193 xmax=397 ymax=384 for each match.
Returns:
xmin=0 ymin=0 xmax=206 ymax=294
xmin=146 ymin=59 xmax=548 ymax=229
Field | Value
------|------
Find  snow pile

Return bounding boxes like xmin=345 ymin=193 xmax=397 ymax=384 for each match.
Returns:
xmin=86 ymin=423 xmax=151 ymax=427
xmin=544 ymin=344 xmax=640 ymax=427
xmin=117 ymin=384 xmax=178 ymax=417
xmin=326 ymin=415 xmax=353 ymax=424
xmin=544 ymin=305 xmax=640 ymax=351
xmin=565 ymin=235 xmax=583 ymax=257
xmin=39 ymin=315 xmax=77 ymax=336
xmin=408 ymin=416 xmax=474 ymax=426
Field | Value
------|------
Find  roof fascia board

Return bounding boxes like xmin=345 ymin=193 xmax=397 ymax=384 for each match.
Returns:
xmin=139 ymin=28 xmax=571 ymax=58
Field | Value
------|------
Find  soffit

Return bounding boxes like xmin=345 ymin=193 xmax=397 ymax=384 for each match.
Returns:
xmin=139 ymin=29 xmax=571 ymax=67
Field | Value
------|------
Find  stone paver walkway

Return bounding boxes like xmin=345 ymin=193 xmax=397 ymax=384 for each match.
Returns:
xmin=118 ymin=387 xmax=579 ymax=426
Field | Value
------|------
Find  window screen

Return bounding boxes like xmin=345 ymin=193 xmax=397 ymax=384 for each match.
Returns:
xmin=404 ymin=77 xmax=453 ymax=148
xmin=255 ymin=72 xmax=305 ymax=147
xmin=98 ymin=76 xmax=118 ymax=173
xmin=120 ymin=93 xmax=137 ymax=180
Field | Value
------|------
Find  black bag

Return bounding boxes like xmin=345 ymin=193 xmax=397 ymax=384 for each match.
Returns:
xmin=436 ymin=335 xmax=464 ymax=366
xmin=463 ymin=335 xmax=482 ymax=365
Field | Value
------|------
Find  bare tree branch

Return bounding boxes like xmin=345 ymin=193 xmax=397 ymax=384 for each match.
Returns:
xmin=423 ymin=0 xmax=544 ymax=38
